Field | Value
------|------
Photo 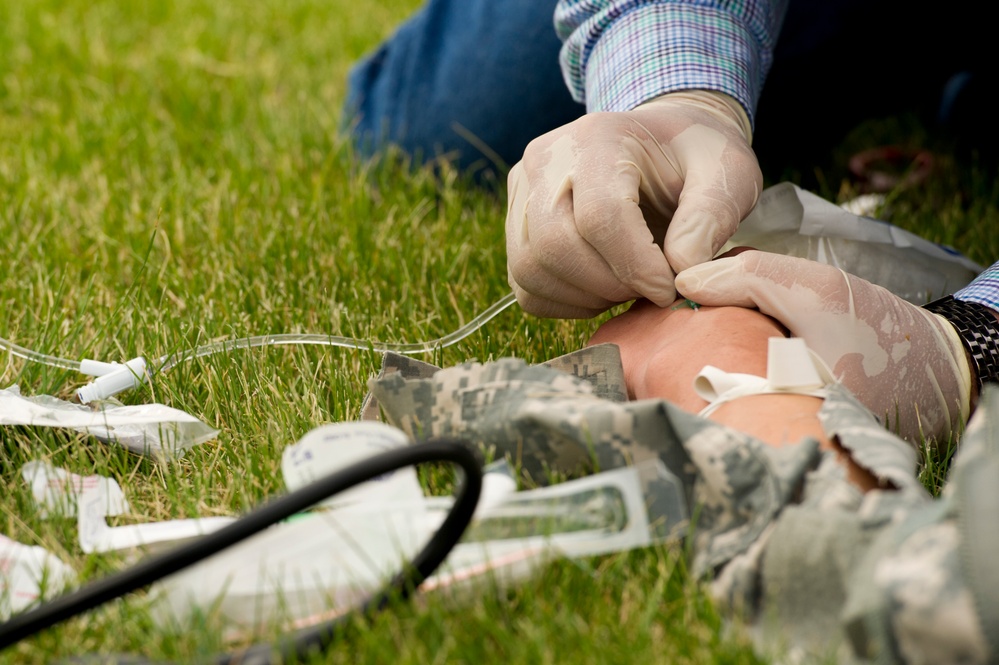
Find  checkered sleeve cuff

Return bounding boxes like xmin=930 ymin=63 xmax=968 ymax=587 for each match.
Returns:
xmin=954 ymin=260 xmax=999 ymax=311
xmin=586 ymin=4 xmax=758 ymax=117
xmin=555 ymin=1 xmax=787 ymax=125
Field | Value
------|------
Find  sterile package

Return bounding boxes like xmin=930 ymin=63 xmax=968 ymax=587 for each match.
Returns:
xmin=148 ymin=422 xmax=688 ymax=634
xmin=76 ymin=484 xmax=235 ymax=555
xmin=19 ymin=460 xmax=234 ymax=555
xmin=724 ymin=182 xmax=982 ymax=303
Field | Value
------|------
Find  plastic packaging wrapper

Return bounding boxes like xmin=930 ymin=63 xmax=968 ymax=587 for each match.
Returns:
xmin=149 ymin=423 xmax=688 ymax=633
xmin=724 ymin=182 xmax=982 ymax=303
xmin=0 ymin=385 xmax=218 ymax=459
xmin=19 ymin=461 xmax=234 ymax=555
xmin=281 ymin=421 xmax=425 ymax=509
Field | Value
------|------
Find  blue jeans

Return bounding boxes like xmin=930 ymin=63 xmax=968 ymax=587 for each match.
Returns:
xmin=344 ymin=0 xmax=580 ymax=177
xmin=344 ymin=1 xmax=987 ymax=178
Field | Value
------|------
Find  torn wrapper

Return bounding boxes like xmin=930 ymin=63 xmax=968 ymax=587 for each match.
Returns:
xmin=0 ymin=385 xmax=217 ymax=459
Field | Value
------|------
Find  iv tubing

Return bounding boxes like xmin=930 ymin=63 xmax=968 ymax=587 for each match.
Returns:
xmin=0 ymin=292 xmax=519 ymax=377
xmin=156 ymin=291 xmax=517 ymax=372
xmin=0 ymin=336 xmax=82 ymax=373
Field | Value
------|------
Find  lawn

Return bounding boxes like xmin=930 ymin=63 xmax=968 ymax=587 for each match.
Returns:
xmin=1 ymin=2 xmax=997 ymax=663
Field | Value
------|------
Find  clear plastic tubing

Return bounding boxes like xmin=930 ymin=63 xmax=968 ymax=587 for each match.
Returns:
xmin=0 ymin=336 xmax=83 ymax=372
xmin=0 ymin=292 xmax=519 ymax=377
xmin=156 ymin=292 xmax=517 ymax=372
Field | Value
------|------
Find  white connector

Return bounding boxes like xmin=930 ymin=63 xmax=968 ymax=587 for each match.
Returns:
xmin=76 ymin=357 xmax=149 ymax=404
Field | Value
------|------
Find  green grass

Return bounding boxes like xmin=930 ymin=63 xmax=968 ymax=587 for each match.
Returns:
xmin=0 ymin=1 xmax=997 ymax=663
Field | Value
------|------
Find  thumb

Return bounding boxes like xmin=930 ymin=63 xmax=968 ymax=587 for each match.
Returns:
xmin=661 ymin=127 xmax=761 ymax=273
xmin=662 ymin=172 xmax=760 ymax=275
xmin=674 ymin=253 xmax=764 ymax=308
xmin=662 ymin=201 xmax=739 ymax=274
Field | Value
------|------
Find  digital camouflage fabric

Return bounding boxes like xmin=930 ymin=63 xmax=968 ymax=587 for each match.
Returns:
xmin=362 ymin=345 xmax=995 ymax=664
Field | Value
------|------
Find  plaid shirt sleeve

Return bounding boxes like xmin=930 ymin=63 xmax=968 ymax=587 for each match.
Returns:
xmin=955 ymin=261 xmax=999 ymax=313
xmin=554 ymin=0 xmax=788 ymax=126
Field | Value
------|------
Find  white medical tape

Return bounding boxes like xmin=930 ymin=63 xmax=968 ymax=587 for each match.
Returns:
xmin=694 ymin=337 xmax=836 ymax=418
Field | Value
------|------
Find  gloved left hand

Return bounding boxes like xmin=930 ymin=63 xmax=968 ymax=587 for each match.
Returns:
xmin=675 ymin=251 xmax=972 ymax=442
xmin=505 ymin=90 xmax=763 ymax=318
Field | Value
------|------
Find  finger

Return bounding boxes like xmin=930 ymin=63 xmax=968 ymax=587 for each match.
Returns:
xmin=675 ymin=252 xmax=850 ymax=334
xmin=510 ymin=282 xmax=610 ymax=319
xmin=508 ymin=257 xmax=623 ymax=314
xmin=571 ymin=159 xmax=677 ymax=306
xmin=507 ymin=162 xmax=645 ymax=306
xmin=673 ymin=254 xmax=762 ymax=308
xmin=663 ymin=128 xmax=762 ymax=273
xmin=506 ymin=192 xmax=622 ymax=315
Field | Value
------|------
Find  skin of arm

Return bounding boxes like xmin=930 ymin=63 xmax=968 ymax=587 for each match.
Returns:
xmin=587 ymin=298 xmax=879 ymax=491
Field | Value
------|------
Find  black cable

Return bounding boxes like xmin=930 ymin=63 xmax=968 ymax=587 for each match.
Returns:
xmin=0 ymin=438 xmax=482 ymax=663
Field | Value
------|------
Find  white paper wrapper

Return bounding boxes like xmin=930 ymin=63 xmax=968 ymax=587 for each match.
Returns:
xmin=0 ymin=385 xmax=218 ymax=459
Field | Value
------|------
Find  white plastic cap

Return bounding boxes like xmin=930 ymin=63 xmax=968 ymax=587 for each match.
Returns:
xmin=76 ymin=357 xmax=148 ymax=404
xmin=78 ymin=359 xmax=124 ymax=377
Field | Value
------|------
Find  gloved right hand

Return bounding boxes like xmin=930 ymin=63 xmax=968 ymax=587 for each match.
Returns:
xmin=675 ymin=251 xmax=972 ymax=443
xmin=505 ymin=90 xmax=762 ymax=318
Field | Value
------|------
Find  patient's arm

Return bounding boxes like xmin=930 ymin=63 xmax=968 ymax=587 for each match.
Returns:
xmin=588 ymin=298 xmax=879 ymax=491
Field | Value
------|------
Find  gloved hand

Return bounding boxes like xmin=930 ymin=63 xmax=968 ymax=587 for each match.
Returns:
xmin=505 ymin=90 xmax=763 ymax=318
xmin=674 ymin=250 xmax=972 ymax=443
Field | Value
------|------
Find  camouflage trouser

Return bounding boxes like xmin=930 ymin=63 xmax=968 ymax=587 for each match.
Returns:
xmin=361 ymin=344 xmax=997 ymax=664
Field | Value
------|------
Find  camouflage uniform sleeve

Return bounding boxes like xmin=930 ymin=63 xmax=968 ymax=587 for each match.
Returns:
xmin=366 ymin=344 xmax=821 ymax=578
xmin=699 ymin=382 xmax=994 ymax=664
xmin=838 ymin=387 xmax=999 ymax=664
xmin=362 ymin=347 xmax=996 ymax=663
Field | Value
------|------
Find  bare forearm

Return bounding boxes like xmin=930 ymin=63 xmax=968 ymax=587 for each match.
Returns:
xmin=588 ymin=298 xmax=878 ymax=490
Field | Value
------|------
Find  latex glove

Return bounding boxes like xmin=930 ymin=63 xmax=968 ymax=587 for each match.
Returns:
xmin=506 ymin=90 xmax=762 ymax=318
xmin=675 ymin=251 xmax=972 ymax=443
